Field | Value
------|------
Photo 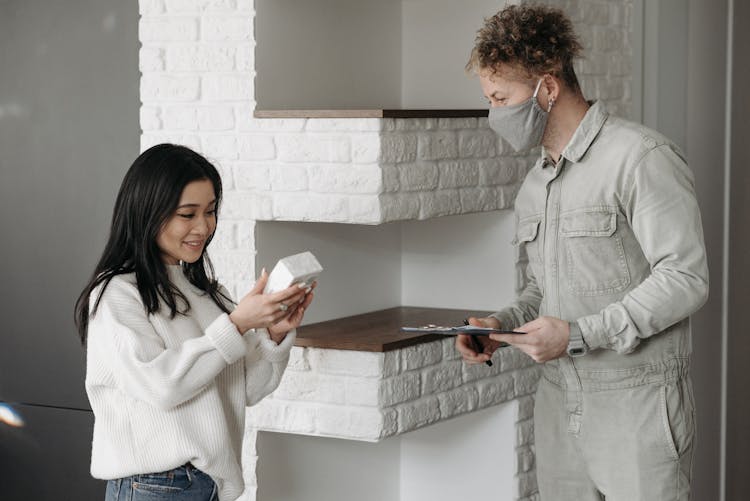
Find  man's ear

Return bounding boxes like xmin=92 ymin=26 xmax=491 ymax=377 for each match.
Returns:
xmin=542 ymin=74 xmax=561 ymax=110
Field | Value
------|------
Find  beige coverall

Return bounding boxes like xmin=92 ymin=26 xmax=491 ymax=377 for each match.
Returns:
xmin=492 ymin=101 xmax=709 ymax=500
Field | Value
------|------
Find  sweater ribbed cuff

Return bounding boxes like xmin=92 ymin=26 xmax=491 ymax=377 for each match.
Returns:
xmin=206 ymin=313 xmax=246 ymax=364
xmin=255 ymin=328 xmax=296 ymax=363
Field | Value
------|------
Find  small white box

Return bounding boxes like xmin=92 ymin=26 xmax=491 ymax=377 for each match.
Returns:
xmin=263 ymin=251 xmax=323 ymax=294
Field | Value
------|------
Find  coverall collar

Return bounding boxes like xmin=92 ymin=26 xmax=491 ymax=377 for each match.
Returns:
xmin=541 ymin=100 xmax=609 ymax=167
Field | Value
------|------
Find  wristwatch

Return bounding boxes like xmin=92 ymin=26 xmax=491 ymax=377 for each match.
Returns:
xmin=567 ymin=321 xmax=588 ymax=357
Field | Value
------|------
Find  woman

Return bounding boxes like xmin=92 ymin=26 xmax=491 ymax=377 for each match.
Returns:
xmin=74 ymin=144 xmax=314 ymax=500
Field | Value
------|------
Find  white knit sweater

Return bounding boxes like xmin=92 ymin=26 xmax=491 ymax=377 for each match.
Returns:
xmin=85 ymin=265 xmax=294 ymax=501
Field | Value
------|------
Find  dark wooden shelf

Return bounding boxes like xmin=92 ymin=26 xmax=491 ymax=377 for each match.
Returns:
xmin=254 ymin=109 xmax=488 ymax=119
xmin=295 ymin=306 xmax=491 ymax=352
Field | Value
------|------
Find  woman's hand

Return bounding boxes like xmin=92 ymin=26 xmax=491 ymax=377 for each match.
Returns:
xmin=229 ymin=269 xmax=308 ymax=335
xmin=455 ymin=316 xmax=506 ymax=364
xmin=267 ymin=282 xmax=316 ymax=344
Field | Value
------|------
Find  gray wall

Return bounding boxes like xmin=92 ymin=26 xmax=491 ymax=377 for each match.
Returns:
xmin=629 ymin=0 xmax=744 ymax=497
xmin=0 ymin=0 xmax=139 ymax=409
xmin=641 ymin=0 xmax=689 ymax=150
xmin=0 ymin=0 xmax=139 ymax=497
xmin=684 ymin=0 xmax=750 ymax=497
xmin=639 ymin=0 xmax=735 ymax=497
xmin=685 ymin=0 xmax=750 ymax=498
xmin=726 ymin=0 xmax=750 ymax=497
xmin=686 ymin=0 xmax=728 ymax=499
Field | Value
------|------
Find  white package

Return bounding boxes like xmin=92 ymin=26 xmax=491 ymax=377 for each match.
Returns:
xmin=263 ymin=251 xmax=323 ymax=294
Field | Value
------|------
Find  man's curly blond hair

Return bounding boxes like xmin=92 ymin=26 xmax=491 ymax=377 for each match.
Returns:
xmin=467 ymin=4 xmax=583 ymax=90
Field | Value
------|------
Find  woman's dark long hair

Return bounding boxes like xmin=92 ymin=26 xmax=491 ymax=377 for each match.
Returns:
xmin=74 ymin=144 xmax=233 ymax=344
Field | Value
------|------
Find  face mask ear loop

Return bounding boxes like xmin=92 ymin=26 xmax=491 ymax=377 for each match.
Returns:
xmin=533 ymin=78 xmax=553 ymax=112
xmin=532 ymin=78 xmax=544 ymax=98
xmin=533 ymin=78 xmax=555 ymax=112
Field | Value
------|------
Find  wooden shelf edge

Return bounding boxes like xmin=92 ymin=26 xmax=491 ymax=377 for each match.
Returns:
xmin=294 ymin=306 xmax=491 ymax=352
xmin=254 ymin=109 xmax=489 ymax=119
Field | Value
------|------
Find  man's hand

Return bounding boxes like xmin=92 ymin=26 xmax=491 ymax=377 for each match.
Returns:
xmin=489 ymin=316 xmax=570 ymax=363
xmin=455 ymin=316 xmax=506 ymax=365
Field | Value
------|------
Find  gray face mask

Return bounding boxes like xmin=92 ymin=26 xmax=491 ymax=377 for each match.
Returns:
xmin=488 ymin=79 xmax=549 ymax=152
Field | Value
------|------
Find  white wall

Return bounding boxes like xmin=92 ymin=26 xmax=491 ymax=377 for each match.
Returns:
xmin=255 ymin=429 xmax=402 ymax=501
xmin=255 ymin=400 xmax=517 ymax=501
xmin=400 ymin=0 xmax=511 ymax=109
xmin=257 ymin=0 xmax=632 ymax=112
xmin=401 ymin=211 xmax=518 ymax=311
xmin=253 ymin=212 xmax=520 ymax=501
xmin=255 ymin=0 xmax=403 ymax=109
xmin=254 ymin=221 xmax=403 ymax=324
xmin=399 ymin=400 xmax=516 ymax=501
xmin=256 ymin=0 xmax=511 ymax=110
xmin=254 ymin=210 xmax=518 ymax=323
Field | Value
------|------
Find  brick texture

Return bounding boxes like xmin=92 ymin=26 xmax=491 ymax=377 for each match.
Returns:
xmin=139 ymin=1 xmax=634 ymax=499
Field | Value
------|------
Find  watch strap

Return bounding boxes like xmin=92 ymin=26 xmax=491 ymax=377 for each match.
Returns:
xmin=567 ymin=321 xmax=587 ymax=357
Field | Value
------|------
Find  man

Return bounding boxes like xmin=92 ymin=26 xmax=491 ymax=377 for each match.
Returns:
xmin=456 ymin=5 xmax=708 ymax=500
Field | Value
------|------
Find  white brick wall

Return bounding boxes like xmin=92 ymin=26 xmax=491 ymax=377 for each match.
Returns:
xmin=138 ymin=0 xmax=635 ymax=276
xmin=243 ymin=339 xmax=540 ymax=494
xmin=239 ymin=341 xmax=542 ymax=498
xmin=138 ymin=1 xmax=634 ymax=499
xmin=228 ymin=118 xmax=531 ymax=228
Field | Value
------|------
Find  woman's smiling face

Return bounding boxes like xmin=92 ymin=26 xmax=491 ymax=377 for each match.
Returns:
xmin=156 ymin=179 xmax=217 ymax=265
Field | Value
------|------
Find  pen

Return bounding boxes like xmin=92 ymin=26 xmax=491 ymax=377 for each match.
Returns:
xmin=464 ymin=319 xmax=493 ymax=367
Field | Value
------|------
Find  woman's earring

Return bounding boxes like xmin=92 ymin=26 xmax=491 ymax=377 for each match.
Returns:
xmin=547 ymin=97 xmax=555 ymax=112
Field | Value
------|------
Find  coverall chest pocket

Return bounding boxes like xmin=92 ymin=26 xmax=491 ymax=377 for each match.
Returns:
xmin=560 ymin=208 xmax=631 ymax=296
xmin=514 ymin=218 xmax=542 ymax=279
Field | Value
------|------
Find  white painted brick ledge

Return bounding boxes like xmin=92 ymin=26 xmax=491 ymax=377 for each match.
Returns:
xmin=246 ymin=338 xmax=540 ymax=442
xmin=141 ymin=114 xmax=535 ymax=225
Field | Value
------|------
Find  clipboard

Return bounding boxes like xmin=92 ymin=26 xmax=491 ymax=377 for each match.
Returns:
xmin=400 ymin=325 xmax=525 ymax=336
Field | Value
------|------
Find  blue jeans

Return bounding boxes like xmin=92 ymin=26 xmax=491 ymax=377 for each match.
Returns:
xmin=105 ymin=464 xmax=218 ymax=501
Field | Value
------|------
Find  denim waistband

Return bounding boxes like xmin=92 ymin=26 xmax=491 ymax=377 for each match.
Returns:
xmin=543 ymin=356 xmax=691 ymax=392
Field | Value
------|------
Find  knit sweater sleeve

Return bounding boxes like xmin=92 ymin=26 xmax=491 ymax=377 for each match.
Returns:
xmin=214 ymin=284 xmax=294 ymax=406
xmin=87 ymin=277 xmax=247 ymax=411
xmin=243 ymin=328 xmax=295 ymax=406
